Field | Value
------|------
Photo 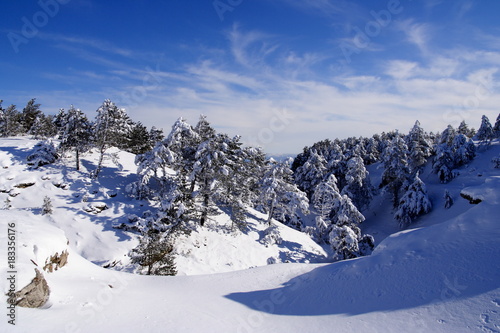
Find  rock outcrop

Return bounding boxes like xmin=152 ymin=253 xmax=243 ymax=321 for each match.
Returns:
xmin=13 ymin=268 xmax=50 ymax=308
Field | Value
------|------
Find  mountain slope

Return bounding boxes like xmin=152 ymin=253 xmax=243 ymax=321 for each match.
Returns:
xmin=1 ymin=137 xmax=499 ymax=332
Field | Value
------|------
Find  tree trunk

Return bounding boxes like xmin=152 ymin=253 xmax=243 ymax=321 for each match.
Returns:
xmin=200 ymin=192 xmax=209 ymax=226
xmin=93 ymin=145 xmax=106 ymax=179
xmin=267 ymin=204 xmax=274 ymax=226
xmin=75 ymin=149 xmax=80 ymax=171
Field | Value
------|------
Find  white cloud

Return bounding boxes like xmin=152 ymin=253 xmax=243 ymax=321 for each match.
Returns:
xmin=396 ymin=19 xmax=432 ymax=55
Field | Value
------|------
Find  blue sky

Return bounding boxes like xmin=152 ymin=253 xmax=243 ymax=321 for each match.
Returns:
xmin=1 ymin=0 xmax=500 ymax=153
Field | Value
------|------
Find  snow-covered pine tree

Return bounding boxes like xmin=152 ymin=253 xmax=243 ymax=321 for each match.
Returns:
xmin=394 ymin=173 xmax=432 ymax=229
xmin=211 ymin=134 xmax=259 ymax=230
xmin=149 ymin=126 xmax=164 ymax=145
xmin=432 ymin=143 xmax=455 ymax=183
xmin=363 ymin=137 xmax=380 ymax=165
xmin=0 ymin=104 xmax=23 ymax=137
xmin=258 ymin=158 xmax=309 ymax=228
xmin=493 ymin=113 xmax=500 ymax=138
xmin=380 ymin=135 xmax=410 ymax=207
xmin=41 ymin=196 xmax=53 ymax=215
xmin=92 ymin=100 xmax=133 ymax=178
xmin=457 ymin=120 xmax=475 ymax=138
xmin=444 ymin=189 xmax=453 ymax=209
xmin=293 ymin=149 xmax=328 ymax=198
xmin=26 ymin=139 xmax=59 ymax=169
xmin=474 ymin=115 xmax=494 ymax=146
xmin=128 ymin=140 xmax=175 ymax=200
xmin=406 ymin=120 xmax=433 ymax=174
xmin=189 ymin=116 xmax=224 ymax=226
xmin=163 ymin=117 xmax=199 ymax=180
xmin=439 ymin=125 xmax=456 ymax=146
xmin=328 ymin=194 xmax=373 ymax=260
xmin=452 ymin=134 xmax=476 ymax=167
xmin=129 ymin=230 xmax=177 ymax=276
xmin=311 ymin=173 xmax=341 ymax=241
xmin=59 ymin=105 xmax=91 ymax=171
xmin=341 ymin=156 xmax=373 ymax=210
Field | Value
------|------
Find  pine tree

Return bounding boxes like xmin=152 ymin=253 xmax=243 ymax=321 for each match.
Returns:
xmin=129 ymin=141 xmax=175 ymax=200
xmin=452 ymin=134 xmax=475 ymax=167
xmin=381 ymin=135 xmax=410 ymax=207
xmin=149 ymin=126 xmax=164 ymax=145
xmin=432 ymin=143 xmax=455 ymax=183
xmin=21 ymin=98 xmax=42 ymax=134
xmin=129 ymin=230 xmax=177 ymax=276
xmin=293 ymin=149 xmax=328 ymax=198
xmin=341 ymin=156 xmax=373 ymax=210
xmin=328 ymin=194 xmax=372 ymax=260
xmin=92 ymin=100 xmax=133 ymax=178
xmin=394 ymin=174 xmax=432 ymax=229
xmin=312 ymin=174 xmax=341 ymax=241
xmin=0 ymin=104 xmax=23 ymax=137
xmin=41 ymin=196 xmax=53 ymax=215
xmin=258 ymin=158 xmax=309 ymax=227
xmin=493 ymin=113 xmax=500 ymax=138
xmin=474 ymin=115 xmax=494 ymax=146
xmin=59 ymin=105 xmax=91 ymax=171
xmin=457 ymin=120 xmax=475 ymax=138
xmin=444 ymin=189 xmax=453 ymax=209
xmin=128 ymin=122 xmax=151 ymax=155
xmin=406 ymin=120 xmax=433 ymax=174
xmin=27 ymin=140 xmax=59 ymax=169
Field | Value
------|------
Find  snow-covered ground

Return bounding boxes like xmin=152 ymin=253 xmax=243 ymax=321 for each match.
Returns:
xmin=1 ymin=137 xmax=499 ymax=332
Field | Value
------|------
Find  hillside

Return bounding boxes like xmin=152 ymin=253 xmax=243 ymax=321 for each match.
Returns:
xmin=1 ymin=137 xmax=500 ymax=332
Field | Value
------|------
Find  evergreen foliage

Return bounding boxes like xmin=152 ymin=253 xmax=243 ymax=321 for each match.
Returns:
xmin=59 ymin=105 xmax=92 ymax=171
xmin=27 ymin=140 xmax=59 ymax=169
xmin=257 ymin=158 xmax=309 ymax=228
xmin=21 ymin=98 xmax=43 ymax=134
xmin=41 ymin=196 xmax=53 ymax=215
xmin=394 ymin=174 xmax=432 ymax=229
xmin=129 ymin=230 xmax=177 ymax=276
xmin=475 ymin=115 xmax=494 ymax=146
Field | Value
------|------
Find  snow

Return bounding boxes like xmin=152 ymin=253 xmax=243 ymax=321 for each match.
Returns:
xmin=1 ymin=137 xmax=499 ymax=332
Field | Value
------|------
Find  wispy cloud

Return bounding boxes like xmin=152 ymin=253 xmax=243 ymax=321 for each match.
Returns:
xmin=38 ymin=32 xmax=136 ymax=58
xmin=396 ymin=19 xmax=432 ymax=55
xmin=227 ymin=24 xmax=280 ymax=68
